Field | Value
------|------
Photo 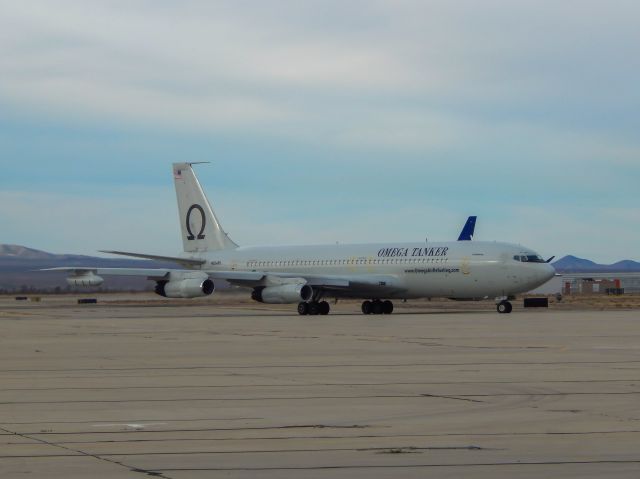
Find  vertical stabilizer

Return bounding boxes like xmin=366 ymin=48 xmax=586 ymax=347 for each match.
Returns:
xmin=457 ymin=216 xmax=477 ymax=241
xmin=173 ymin=163 xmax=238 ymax=252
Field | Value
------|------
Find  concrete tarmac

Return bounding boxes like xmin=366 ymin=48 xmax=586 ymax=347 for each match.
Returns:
xmin=1 ymin=296 xmax=640 ymax=478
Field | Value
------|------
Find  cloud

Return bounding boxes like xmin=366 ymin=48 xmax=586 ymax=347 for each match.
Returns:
xmin=0 ymin=1 xmax=638 ymax=262
xmin=0 ymin=183 xmax=465 ymax=256
xmin=490 ymin=204 xmax=640 ymax=264
xmin=0 ymin=188 xmax=180 ymax=255
xmin=5 ymin=182 xmax=634 ymax=264
xmin=1 ymin=0 xmax=638 ymax=151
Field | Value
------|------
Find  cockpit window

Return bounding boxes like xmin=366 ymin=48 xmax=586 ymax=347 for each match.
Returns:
xmin=513 ymin=254 xmax=545 ymax=263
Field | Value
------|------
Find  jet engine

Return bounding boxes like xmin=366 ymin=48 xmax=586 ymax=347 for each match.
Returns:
xmin=155 ymin=272 xmax=215 ymax=298
xmin=66 ymin=271 xmax=104 ymax=287
xmin=251 ymin=284 xmax=313 ymax=304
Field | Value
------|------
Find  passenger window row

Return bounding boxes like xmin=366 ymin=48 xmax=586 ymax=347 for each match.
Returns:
xmin=247 ymin=258 xmax=447 ymax=268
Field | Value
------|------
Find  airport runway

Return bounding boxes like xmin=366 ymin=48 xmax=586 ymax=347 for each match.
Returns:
xmin=1 ymin=297 xmax=640 ymax=478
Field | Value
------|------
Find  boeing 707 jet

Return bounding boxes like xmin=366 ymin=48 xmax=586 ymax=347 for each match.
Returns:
xmin=47 ymin=163 xmax=555 ymax=315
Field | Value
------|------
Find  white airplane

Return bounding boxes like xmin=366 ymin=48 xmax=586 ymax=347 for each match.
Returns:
xmin=47 ymin=162 xmax=555 ymax=315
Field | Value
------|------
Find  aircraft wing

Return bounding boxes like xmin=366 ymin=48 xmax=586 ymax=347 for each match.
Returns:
xmin=41 ymin=267 xmax=175 ymax=280
xmin=318 ymin=274 xmax=406 ymax=295
xmin=42 ymin=267 xmax=268 ymax=283
xmin=92 ymin=246 xmax=404 ymax=293
xmin=213 ymin=271 xmax=406 ymax=295
xmin=206 ymin=271 xmax=348 ymax=288
xmin=43 ymin=267 xmax=405 ymax=296
xmin=98 ymin=250 xmax=206 ymax=266
xmin=41 ymin=267 xmax=342 ymax=284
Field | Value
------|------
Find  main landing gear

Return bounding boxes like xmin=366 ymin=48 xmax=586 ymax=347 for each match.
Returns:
xmin=298 ymin=301 xmax=330 ymax=316
xmin=361 ymin=300 xmax=394 ymax=315
xmin=496 ymin=300 xmax=513 ymax=314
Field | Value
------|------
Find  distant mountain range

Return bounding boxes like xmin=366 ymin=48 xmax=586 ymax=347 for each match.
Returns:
xmin=551 ymin=255 xmax=640 ymax=273
xmin=0 ymin=244 xmax=60 ymax=259
xmin=1 ymin=245 xmax=638 ymax=292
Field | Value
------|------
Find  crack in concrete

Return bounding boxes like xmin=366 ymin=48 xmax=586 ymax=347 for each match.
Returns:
xmin=421 ymin=393 xmax=485 ymax=403
xmin=0 ymin=425 xmax=173 ymax=479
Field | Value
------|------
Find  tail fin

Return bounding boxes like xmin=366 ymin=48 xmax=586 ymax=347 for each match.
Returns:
xmin=173 ymin=162 xmax=238 ymax=252
xmin=457 ymin=216 xmax=477 ymax=241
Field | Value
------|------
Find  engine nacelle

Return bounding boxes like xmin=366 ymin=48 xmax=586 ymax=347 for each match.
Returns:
xmin=251 ymin=284 xmax=313 ymax=304
xmin=66 ymin=272 xmax=104 ymax=287
xmin=155 ymin=274 xmax=215 ymax=298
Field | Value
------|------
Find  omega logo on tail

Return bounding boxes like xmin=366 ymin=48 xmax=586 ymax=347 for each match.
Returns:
xmin=186 ymin=204 xmax=206 ymax=240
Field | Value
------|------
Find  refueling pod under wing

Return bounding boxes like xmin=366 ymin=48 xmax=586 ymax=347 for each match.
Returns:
xmin=66 ymin=271 xmax=104 ymax=287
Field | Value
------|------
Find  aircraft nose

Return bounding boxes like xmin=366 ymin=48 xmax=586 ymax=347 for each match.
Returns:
xmin=526 ymin=264 xmax=555 ymax=290
xmin=542 ymin=263 xmax=556 ymax=282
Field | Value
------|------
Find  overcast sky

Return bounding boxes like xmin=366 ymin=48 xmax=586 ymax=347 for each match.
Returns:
xmin=1 ymin=1 xmax=638 ymax=262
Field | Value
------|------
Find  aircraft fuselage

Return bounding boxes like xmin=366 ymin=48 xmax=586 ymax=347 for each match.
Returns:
xmin=197 ymin=240 xmax=554 ymax=299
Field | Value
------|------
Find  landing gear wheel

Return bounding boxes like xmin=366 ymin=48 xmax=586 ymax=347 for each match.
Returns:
xmin=497 ymin=301 xmax=513 ymax=314
xmin=319 ymin=301 xmax=330 ymax=315
xmin=382 ymin=300 xmax=394 ymax=314
xmin=361 ymin=300 xmax=372 ymax=315
xmin=297 ymin=302 xmax=309 ymax=315
xmin=372 ymin=300 xmax=383 ymax=315
xmin=308 ymin=302 xmax=320 ymax=315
